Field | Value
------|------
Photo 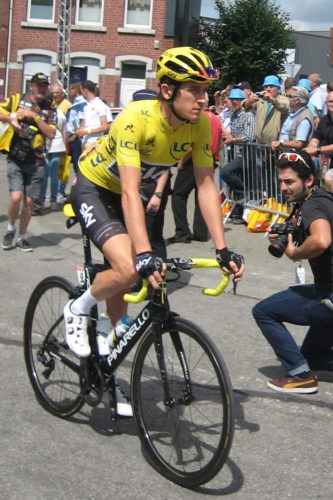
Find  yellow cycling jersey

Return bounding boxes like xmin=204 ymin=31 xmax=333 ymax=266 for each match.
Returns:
xmin=78 ymin=99 xmax=214 ymax=194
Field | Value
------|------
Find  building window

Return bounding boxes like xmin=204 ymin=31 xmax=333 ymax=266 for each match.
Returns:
xmin=23 ymin=54 xmax=51 ymax=92
xmin=76 ymin=0 xmax=104 ymax=24
xmin=125 ymin=0 xmax=152 ymax=28
xmin=122 ymin=62 xmax=146 ymax=79
xmin=28 ymin=0 xmax=54 ymax=22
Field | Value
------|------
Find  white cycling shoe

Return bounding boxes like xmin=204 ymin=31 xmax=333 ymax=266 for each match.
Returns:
xmin=115 ymin=386 xmax=133 ymax=417
xmin=64 ymin=300 xmax=91 ymax=358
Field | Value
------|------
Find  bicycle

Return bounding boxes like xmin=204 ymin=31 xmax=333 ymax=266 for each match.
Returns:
xmin=23 ymin=206 xmax=235 ymax=488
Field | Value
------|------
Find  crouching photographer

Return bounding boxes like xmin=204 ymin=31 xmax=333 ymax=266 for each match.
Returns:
xmin=253 ymin=151 xmax=333 ymax=394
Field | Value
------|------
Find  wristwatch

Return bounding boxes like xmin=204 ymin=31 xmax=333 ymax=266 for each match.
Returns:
xmin=154 ymin=192 xmax=163 ymax=199
xmin=317 ymin=146 xmax=321 ymax=155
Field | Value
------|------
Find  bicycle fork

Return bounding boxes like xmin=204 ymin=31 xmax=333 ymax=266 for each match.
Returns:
xmin=153 ymin=321 xmax=194 ymax=409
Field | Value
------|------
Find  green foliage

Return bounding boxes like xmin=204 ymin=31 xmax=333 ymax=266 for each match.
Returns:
xmin=197 ymin=0 xmax=295 ymax=90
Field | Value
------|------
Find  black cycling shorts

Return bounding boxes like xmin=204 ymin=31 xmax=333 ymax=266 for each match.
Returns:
xmin=70 ymin=171 xmax=127 ymax=250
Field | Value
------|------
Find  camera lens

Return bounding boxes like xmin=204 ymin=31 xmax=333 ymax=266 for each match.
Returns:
xmin=268 ymin=235 xmax=288 ymax=258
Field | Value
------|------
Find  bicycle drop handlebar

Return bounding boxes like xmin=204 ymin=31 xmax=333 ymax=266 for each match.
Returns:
xmin=124 ymin=258 xmax=230 ymax=304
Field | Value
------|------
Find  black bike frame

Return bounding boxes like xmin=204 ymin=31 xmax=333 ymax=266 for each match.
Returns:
xmin=64 ymin=214 xmax=191 ymax=404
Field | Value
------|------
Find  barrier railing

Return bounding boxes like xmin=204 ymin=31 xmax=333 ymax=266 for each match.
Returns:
xmin=219 ymin=142 xmax=328 ymax=224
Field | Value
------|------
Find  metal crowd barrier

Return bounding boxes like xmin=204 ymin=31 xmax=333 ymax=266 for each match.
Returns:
xmin=219 ymin=142 xmax=328 ymax=225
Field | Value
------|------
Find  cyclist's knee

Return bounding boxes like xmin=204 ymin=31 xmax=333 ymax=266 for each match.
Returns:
xmin=111 ymin=260 xmax=137 ymax=287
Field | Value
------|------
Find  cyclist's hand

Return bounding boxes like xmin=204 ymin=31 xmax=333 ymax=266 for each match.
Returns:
xmin=216 ymin=247 xmax=245 ymax=282
xmin=135 ymin=252 xmax=166 ymax=289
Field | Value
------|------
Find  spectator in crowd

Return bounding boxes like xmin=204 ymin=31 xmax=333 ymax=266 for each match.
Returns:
xmin=51 ymin=84 xmax=72 ymax=116
xmin=271 ymin=86 xmax=314 ymax=153
xmin=65 ymin=82 xmax=87 ymax=173
xmin=242 ymin=75 xmax=289 ymax=144
xmin=221 ymin=87 xmax=255 ymax=223
xmin=49 ymin=84 xmax=72 ymax=204
xmin=0 ymin=73 xmax=56 ymax=251
xmin=305 ymin=90 xmax=333 ymax=168
xmin=253 ymin=152 xmax=333 ymax=393
xmin=308 ymin=73 xmax=326 ymax=117
xmin=327 ymin=81 xmax=333 ymax=92
xmin=237 ymin=81 xmax=252 ymax=98
xmin=168 ymin=105 xmax=226 ymax=243
xmin=323 ymin=168 xmax=333 ymax=193
xmin=75 ymin=80 xmax=112 ymax=150
xmin=39 ymin=85 xmax=67 ymax=210
xmin=298 ymin=78 xmax=319 ymax=126
xmin=212 ymin=84 xmax=234 ymax=131
xmin=283 ymin=77 xmax=297 ymax=92
xmin=321 ymin=81 xmax=333 ymax=116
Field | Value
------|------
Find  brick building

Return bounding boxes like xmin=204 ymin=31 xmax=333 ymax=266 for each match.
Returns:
xmin=0 ymin=0 xmax=202 ymax=105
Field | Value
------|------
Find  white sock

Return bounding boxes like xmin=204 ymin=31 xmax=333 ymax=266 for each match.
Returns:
xmin=17 ymin=234 xmax=26 ymax=241
xmin=71 ymin=288 xmax=98 ymax=315
xmin=8 ymin=224 xmax=15 ymax=232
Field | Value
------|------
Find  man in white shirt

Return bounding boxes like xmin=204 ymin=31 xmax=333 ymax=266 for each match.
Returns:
xmin=308 ymin=73 xmax=326 ymax=118
xmin=75 ymin=80 xmax=112 ymax=149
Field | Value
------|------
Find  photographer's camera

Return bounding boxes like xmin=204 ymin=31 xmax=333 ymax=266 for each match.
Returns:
xmin=268 ymin=222 xmax=297 ymax=258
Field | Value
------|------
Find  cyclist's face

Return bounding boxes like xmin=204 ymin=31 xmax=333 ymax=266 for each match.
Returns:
xmin=174 ymin=82 xmax=208 ymax=121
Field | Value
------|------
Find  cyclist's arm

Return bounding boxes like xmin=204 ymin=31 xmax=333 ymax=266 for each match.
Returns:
xmin=119 ymin=164 xmax=165 ymax=287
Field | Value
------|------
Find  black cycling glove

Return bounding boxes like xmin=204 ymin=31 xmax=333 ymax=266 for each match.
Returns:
xmin=136 ymin=252 xmax=164 ymax=279
xmin=216 ymin=247 xmax=244 ymax=271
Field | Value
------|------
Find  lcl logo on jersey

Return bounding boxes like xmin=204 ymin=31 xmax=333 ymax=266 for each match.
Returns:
xmin=119 ymin=140 xmax=139 ymax=151
xmin=203 ymin=143 xmax=213 ymax=158
xmin=169 ymin=141 xmax=192 ymax=160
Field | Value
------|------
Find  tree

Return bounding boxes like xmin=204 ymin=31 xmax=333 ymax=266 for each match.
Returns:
xmin=197 ymin=0 xmax=295 ymax=90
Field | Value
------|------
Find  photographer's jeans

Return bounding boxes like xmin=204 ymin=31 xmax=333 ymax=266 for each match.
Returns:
xmin=220 ymin=155 xmax=244 ymax=200
xmin=253 ymin=285 xmax=333 ymax=375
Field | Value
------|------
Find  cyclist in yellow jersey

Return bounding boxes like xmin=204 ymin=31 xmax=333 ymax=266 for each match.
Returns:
xmin=64 ymin=47 xmax=245 ymax=363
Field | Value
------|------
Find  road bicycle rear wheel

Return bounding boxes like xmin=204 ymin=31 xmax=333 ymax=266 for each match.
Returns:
xmin=24 ymin=276 xmax=85 ymax=418
xmin=131 ymin=317 xmax=234 ymax=488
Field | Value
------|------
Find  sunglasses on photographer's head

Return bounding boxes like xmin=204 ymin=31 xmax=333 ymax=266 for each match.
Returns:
xmin=278 ymin=152 xmax=311 ymax=170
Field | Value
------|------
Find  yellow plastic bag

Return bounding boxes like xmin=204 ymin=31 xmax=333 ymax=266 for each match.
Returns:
xmin=246 ymin=197 xmax=291 ymax=232
xmin=58 ymin=155 xmax=71 ymax=183
xmin=246 ymin=209 xmax=271 ymax=232
xmin=221 ymin=201 xmax=232 ymax=216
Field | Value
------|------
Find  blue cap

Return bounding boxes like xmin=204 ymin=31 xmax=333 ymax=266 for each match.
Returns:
xmin=298 ymin=78 xmax=312 ymax=92
xmin=132 ymin=89 xmax=158 ymax=101
xmin=262 ymin=75 xmax=281 ymax=88
xmin=228 ymin=88 xmax=245 ymax=99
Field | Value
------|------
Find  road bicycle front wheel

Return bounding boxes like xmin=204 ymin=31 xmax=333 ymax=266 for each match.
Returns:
xmin=24 ymin=276 xmax=85 ymax=418
xmin=131 ymin=317 xmax=234 ymax=488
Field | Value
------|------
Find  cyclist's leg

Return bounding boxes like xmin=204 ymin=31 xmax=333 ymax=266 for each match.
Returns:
xmin=65 ymin=172 xmax=138 ymax=355
xmin=91 ymin=232 xmax=138 ymax=323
